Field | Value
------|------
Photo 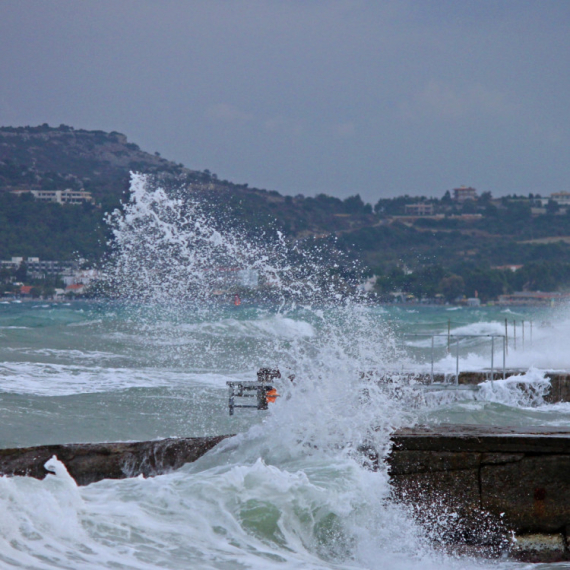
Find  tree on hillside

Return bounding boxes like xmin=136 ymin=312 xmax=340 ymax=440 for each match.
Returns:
xmin=440 ymin=274 xmax=464 ymax=301
xmin=462 ymin=268 xmax=507 ymax=300
xmin=15 ymin=261 xmax=27 ymax=282
xmin=343 ymin=194 xmax=371 ymax=214
xmin=546 ymin=200 xmax=560 ymax=215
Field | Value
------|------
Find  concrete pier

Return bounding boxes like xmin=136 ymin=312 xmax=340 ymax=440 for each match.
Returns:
xmin=386 ymin=370 xmax=570 ymax=403
xmin=389 ymin=425 xmax=570 ymax=561
xmin=2 ymin=425 xmax=570 ymax=561
xmin=0 ymin=435 xmax=231 ymax=485
xmin=453 ymin=371 xmax=570 ymax=403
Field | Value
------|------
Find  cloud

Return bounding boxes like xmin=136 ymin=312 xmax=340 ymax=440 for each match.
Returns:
xmin=400 ymin=80 xmax=520 ymax=121
xmin=206 ymin=105 xmax=306 ymax=138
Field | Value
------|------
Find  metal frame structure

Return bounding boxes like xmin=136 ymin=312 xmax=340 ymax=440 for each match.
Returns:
xmin=402 ymin=333 xmax=506 ymax=386
xmin=227 ymin=381 xmax=271 ymax=415
xmin=227 ymin=368 xmax=281 ymax=416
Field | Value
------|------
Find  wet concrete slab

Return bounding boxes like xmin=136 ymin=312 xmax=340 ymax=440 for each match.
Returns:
xmin=389 ymin=425 xmax=570 ymax=561
xmin=392 ymin=424 xmax=570 ymax=453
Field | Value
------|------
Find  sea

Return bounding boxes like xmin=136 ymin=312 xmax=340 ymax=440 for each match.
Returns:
xmin=1 ymin=174 xmax=569 ymax=569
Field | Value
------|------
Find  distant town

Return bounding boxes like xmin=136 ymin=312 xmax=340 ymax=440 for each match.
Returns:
xmin=3 ymin=254 xmax=570 ymax=306
xmin=0 ymin=256 xmax=98 ymax=300
xmin=4 ymin=182 xmax=570 ymax=306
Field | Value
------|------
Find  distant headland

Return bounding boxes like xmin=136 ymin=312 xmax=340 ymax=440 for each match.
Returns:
xmin=2 ymin=123 xmax=570 ymax=304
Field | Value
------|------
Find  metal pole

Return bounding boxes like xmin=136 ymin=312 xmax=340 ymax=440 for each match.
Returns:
xmin=513 ymin=320 xmax=516 ymax=351
xmin=229 ymin=386 xmax=235 ymax=416
xmin=430 ymin=335 xmax=434 ymax=384
xmin=455 ymin=337 xmax=459 ymax=385
xmin=503 ymin=335 xmax=506 ymax=379
xmin=447 ymin=319 xmax=451 ymax=354
xmin=505 ymin=318 xmax=508 ymax=355
xmin=491 ymin=335 xmax=495 ymax=389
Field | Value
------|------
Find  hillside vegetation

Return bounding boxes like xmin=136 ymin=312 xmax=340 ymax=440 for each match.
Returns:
xmin=3 ymin=124 xmax=570 ymax=300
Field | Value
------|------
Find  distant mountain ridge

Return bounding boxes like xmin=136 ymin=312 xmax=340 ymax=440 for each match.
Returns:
xmin=0 ymin=123 xmax=191 ymax=202
xmin=3 ymin=124 xmax=570 ymax=301
xmin=0 ymin=123 xmax=378 ymax=263
xmin=0 ymin=123 xmax=377 ymax=235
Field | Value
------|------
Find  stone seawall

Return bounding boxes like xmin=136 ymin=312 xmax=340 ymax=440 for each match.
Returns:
xmin=0 ymin=435 xmax=231 ymax=485
xmin=456 ymin=372 xmax=570 ymax=404
xmin=2 ymin=426 xmax=570 ymax=561
xmin=389 ymin=425 xmax=570 ymax=561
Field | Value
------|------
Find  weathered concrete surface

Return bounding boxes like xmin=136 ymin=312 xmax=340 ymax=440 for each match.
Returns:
xmin=0 ymin=435 xmax=232 ymax=486
xmin=389 ymin=425 xmax=570 ymax=561
xmin=5 ymin=425 xmax=570 ymax=561
xmin=511 ymin=533 xmax=566 ymax=563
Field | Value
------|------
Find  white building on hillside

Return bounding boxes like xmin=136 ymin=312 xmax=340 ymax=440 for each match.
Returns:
xmin=1 ymin=257 xmax=78 ymax=277
xmin=404 ymin=203 xmax=434 ymax=216
xmin=62 ymin=269 xmax=99 ymax=286
xmin=549 ymin=191 xmax=570 ymax=206
xmin=453 ymin=186 xmax=478 ymax=202
xmin=10 ymin=189 xmax=94 ymax=205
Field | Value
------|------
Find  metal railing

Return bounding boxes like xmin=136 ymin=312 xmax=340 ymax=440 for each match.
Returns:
xmin=504 ymin=319 xmax=533 ymax=354
xmin=402 ymin=333 xmax=506 ymax=385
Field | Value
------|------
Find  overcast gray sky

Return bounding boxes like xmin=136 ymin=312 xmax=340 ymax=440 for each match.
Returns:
xmin=1 ymin=1 xmax=569 ymax=203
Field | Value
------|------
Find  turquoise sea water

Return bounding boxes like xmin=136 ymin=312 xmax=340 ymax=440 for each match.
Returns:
xmin=1 ymin=299 xmax=569 ymax=568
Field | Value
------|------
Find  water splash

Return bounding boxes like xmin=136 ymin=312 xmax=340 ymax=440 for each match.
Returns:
xmin=105 ymin=173 xmax=348 ymax=307
xmin=95 ymin=173 xmax=504 ymax=567
xmin=477 ymin=369 xmax=551 ymax=407
xmin=103 ymin=174 xmax=399 ymax=372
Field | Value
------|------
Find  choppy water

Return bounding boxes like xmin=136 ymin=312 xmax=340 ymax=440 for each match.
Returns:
xmin=1 ymin=300 xmax=569 ymax=569
xmin=1 ymin=174 xmax=569 ymax=569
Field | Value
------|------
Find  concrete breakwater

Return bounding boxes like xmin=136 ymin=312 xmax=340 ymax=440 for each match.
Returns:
xmin=2 ymin=426 xmax=570 ymax=561
xmin=0 ymin=435 xmax=230 ymax=486
xmin=389 ymin=425 xmax=570 ymax=562
xmin=390 ymin=370 xmax=570 ymax=403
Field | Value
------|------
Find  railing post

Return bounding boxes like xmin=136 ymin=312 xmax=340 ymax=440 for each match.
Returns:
xmin=491 ymin=335 xmax=495 ymax=389
xmin=505 ymin=318 xmax=508 ymax=355
xmin=447 ymin=319 xmax=451 ymax=354
xmin=229 ymin=385 xmax=235 ymax=416
xmin=513 ymin=320 xmax=516 ymax=351
xmin=503 ymin=335 xmax=506 ymax=379
xmin=455 ymin=336 xmax=459 ymax=385
xmin=430 ymin=335 xmax=434 ymax=384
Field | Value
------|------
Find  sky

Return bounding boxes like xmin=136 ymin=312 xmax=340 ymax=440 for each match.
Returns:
xmin=0 ymin=1 xmax=569 ymax=204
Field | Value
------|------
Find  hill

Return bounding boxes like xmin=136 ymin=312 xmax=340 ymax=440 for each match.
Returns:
xmin=0 ymin=124 xmax=378 ymax=261
xmin=0 ymin=124 xmax=192 ymax=207
xmin=3 ymin=124 xmax=570 ymax=301
xmin=0 ymin=124 xmax=190 ymax=261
